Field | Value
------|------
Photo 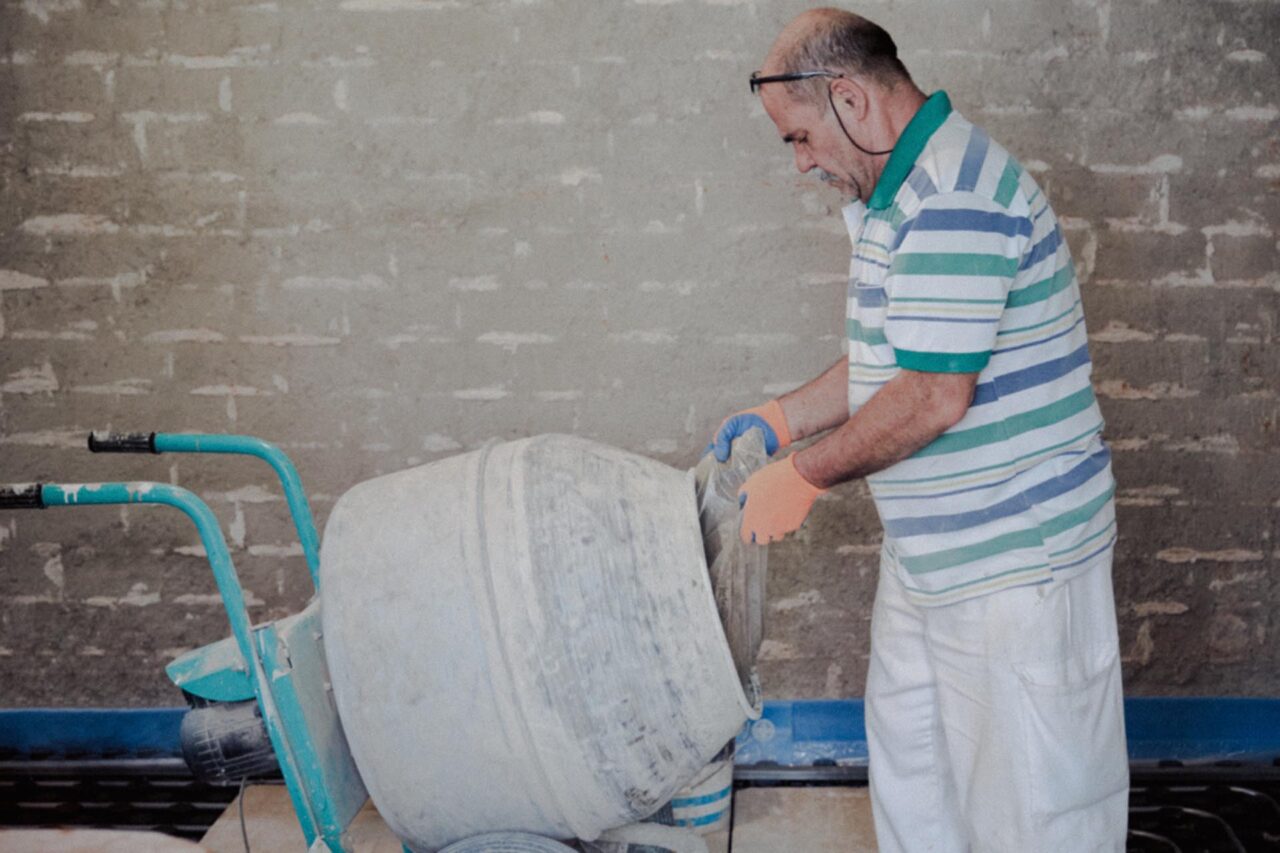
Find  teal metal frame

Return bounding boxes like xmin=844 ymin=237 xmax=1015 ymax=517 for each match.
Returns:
xmin=150 ymin=433 xmax=322 ymax=587
xmin=3 ymin=432 xmax=370 ymax=852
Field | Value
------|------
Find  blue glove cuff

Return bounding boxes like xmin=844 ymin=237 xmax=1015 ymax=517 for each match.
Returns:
xmin=712 ymin=414 xmax=779 ymax=462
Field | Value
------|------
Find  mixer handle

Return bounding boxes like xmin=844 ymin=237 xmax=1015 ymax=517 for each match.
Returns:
xmin=88 ymin=432 xmax=158 ymax=454
xmin=0 ymin=484 xmax=45 ymax=509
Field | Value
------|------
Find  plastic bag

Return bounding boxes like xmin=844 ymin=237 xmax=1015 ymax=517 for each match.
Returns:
xmin=692 ymin=428 xmax=769 ymax=701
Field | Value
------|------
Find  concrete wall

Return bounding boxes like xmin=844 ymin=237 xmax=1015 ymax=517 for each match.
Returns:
xmin=0 ymin=0 xmax=1276 ymax=706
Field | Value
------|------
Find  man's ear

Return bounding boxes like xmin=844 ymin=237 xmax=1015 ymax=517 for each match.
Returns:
xmin=830 ymin=76 xmax=870 ymax=121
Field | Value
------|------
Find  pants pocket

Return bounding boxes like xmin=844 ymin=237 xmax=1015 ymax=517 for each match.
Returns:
xmin=1013 ymin=645 xmax=1128 ymax=822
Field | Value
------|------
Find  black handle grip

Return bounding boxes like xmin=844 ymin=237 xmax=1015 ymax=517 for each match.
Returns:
xmin=88 ymin=432 xmax=157 ymax=453
xmin=0 ymin=484 xmax=44 ymax=509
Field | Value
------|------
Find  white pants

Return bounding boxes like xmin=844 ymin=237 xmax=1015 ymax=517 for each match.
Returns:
xmin=865 ymin=551 xmax=1128 ymax=853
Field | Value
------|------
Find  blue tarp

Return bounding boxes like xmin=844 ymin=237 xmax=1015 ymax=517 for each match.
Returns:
xmin=4 ymin=699 xmax=1280 ymax=765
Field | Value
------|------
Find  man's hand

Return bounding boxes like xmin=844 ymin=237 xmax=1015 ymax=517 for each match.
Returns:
xmin=737 ymin=455 xmax=826 ymax=544
xmin=710 ymin=399 xmax=792 ymax=462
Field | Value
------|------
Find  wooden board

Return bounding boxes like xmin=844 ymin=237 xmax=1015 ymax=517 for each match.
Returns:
xmin=202 ymin=783 xmax=805 ymax=853
xmin=730 ymin=786 xmax=878 ymax=853
xmin=202 ymin=785 xmax=403 ymax=852
xmin=0 ymin=829 xmax=205 ymax=852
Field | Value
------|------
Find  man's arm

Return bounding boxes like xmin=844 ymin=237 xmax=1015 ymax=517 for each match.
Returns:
xmin=793 ymin=368 xmax=977 ymax=489
xmin=776 ymin=357 xmax=850 ymax=442
xmin=735 ymin=368 xmax=977 ymax=544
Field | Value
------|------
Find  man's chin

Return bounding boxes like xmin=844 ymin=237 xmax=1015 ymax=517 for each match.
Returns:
xmin=819 ymin=179 xmax=857 ymax=199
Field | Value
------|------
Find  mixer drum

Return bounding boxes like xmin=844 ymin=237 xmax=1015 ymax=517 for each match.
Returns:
xmin=320 ymin=435 xmax=759 ymax=851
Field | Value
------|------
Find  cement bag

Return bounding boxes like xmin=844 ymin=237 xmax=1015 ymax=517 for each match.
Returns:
xmin=320 ymin=435 xmax=760 ymax=852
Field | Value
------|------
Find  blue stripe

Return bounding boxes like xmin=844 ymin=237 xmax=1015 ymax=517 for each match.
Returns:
xmin=956 ymin=127 xmax=990 ymax=192
xmin=672 ymin=785 xmax=732 ymax=808
xmin=971 ymin=343 xmax=1091 ymax=406
xmin=892 ymin=209 xmax=1032 ymax=252
xmin=992 ymin=315 xmax=1085 ymax=356
xmin=855 ymin=253 xmax=891 ymax=270
xmin=886 ymin=315 xmax=999 ymax=325
xmin=913 ymin=208 xmax=1033 ymax=240
xmin=855 ymin=285 xmax=888 ymax=307
xmin=1051 ymin=533 xmax=1117 ymax=572
xmin=882 ymin=445 xmax=1111 ymax=538
xmin=907 ymin=167 xmax=937 ymax=200
xmin=1018 ymin=225 xmax=1063 ymax=271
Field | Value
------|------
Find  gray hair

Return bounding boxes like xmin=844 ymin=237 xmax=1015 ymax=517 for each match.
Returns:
xmin=777 ymin=9 xmax=912 ymax=106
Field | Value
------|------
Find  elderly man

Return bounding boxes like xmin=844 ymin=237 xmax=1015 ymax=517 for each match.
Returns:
xmin=710 ymin=8 xmax=1128 ymax=851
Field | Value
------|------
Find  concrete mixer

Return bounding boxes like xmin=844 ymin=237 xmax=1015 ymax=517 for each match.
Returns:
xmin=0 ymin=430 xmax=767 ymax=852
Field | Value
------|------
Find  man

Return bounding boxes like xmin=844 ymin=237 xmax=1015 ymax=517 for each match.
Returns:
xmin=710 ymin=8 xmax=1128 ymax=851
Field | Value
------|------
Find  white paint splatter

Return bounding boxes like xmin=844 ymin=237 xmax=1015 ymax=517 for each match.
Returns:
xmin=449 ymin=275 xmax=501 ymax=291
xmin=452 ymin=386 xmax=509 ymax=401
xmin=21 ymin=0 xmax=82 ymax=24
xmin=1226 ymin=49 xmax=1265 ymax=63
xmin=0 ymin=270 xmax=48 ymax=291
xmin=339 ymin=0 xmax=460 ymax=9
xmin=477 ymin=331 xmax=556 ymax=352
xmin=143 ymin=328 xmax=226 ymax=344
xmin=1156 ymin=547 xmax=1263 ymax=564
xmin=2 ymin=361 xmax=58 ymax=394
xmin=20 ymin=214 xmax=121 ymax=236
xmin=1225 ymin=105 xmax=1279 ymax=122
xmin=239 ymin=333 xmax=342 ymax=346
xmin=18 ymin=111 xmax=94 ymax=123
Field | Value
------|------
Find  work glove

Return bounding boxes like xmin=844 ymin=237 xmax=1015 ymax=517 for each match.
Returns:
xmin=737 ymin=455 xmax=826 ymax=545
xmin=710 ymin=399 xmax=792 ymax=463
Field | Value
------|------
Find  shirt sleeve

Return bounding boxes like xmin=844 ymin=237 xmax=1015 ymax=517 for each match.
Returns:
xmin=884 ymin=191 xmax=1032 ymax=373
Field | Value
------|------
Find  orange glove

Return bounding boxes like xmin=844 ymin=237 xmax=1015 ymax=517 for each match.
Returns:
xmin=737 ymin=455 xmax=826 ymax=544
xmin=711 ymin=399 xmax=793 ymax=462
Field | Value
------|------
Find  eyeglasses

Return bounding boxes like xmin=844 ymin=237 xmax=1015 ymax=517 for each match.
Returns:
xmin=749 ymin=69 xmax=844 ymax=93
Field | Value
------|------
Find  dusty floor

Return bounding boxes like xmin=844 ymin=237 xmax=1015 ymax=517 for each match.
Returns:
xmin=196 ymin=784 xmax=880 ymax=852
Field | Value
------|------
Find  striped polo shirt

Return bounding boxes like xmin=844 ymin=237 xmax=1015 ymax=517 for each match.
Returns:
xmin=845 ymin=91 xmax=1116 ymax=606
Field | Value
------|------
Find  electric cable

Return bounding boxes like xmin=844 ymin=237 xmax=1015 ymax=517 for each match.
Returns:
xmin=239 ymin=777 xmax=251 ymax=853
xmin=826 ymin=86 xmax=894 ymax=156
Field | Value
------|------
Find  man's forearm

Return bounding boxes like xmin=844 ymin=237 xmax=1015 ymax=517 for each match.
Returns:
xmin=777 ymin=358 xmax=850 ymax=442
xmin=793 ymin=369 xmax=976 ymax=489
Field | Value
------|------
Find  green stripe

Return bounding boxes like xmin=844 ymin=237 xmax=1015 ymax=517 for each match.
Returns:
xmin=1049 ymin=518 xmax=1116 ymax=558
xmin=857 ymin=236 xmax=892 ymax=251
xmin=892 ymin=295 xmax=1007 ymax=305
xmin=894 ymin=348 xmax=990 ymax=373
xmin=905 ymin=562 xmax=1050 ymax=596
xmin=902 ymin=485 xmax=1114 ymax=576
xmin=997 ymin=299 xmax=1080 ymax=337
xmin=847 ymin=318 xmax=887 ymax=346
xmin=872 ymin=423 xmax=1103 ymax=487
xmin=891 ymin=253 xmax=1019 ymax=277
xmin=913 ymin=386 xmax=1097 ymax=459
xmin=1005 ymin=264 xmax=1074 ymax=308
xmin=993 ymin=158 xmax=1022 ymax=208
xmin=903 ymin=527 xmax=1045 ymax=574
xmin=1041 ymin=484 xmax=1116 ymax=539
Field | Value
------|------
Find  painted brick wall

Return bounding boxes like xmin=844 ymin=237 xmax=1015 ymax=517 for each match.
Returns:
xmin=0 ymin=0 xmax=1276 ymax=706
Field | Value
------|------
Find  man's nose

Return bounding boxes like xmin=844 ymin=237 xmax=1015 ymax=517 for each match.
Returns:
xmin=794 ymin=147 xmax=814 ymax=173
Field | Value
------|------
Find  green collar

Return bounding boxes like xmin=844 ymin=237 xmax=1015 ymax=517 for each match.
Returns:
xmin=867 ymin=90 xmax=952 ymax=210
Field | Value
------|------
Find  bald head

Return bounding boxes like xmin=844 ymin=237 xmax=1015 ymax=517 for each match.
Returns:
xmin=763 ymin=8 xmax=912 ymax=106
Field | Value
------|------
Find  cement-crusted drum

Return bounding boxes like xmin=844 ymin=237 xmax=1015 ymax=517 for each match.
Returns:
xmin=320 ymin=434 xmax=759 ymax=852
